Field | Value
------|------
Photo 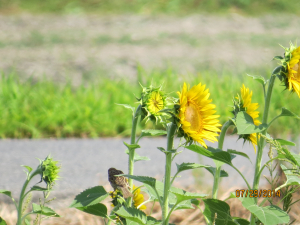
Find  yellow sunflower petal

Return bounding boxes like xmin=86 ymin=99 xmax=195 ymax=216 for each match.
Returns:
xmin=177 ymin=82 xmax=221 ymax=147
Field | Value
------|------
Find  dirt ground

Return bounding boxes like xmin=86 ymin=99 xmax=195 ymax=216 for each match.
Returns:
xmin=0 ymin=14 xmax=299 ymax=85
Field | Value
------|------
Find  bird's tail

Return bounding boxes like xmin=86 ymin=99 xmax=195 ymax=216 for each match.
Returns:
xmin=121 ymin=187 xmax=133 ymax=198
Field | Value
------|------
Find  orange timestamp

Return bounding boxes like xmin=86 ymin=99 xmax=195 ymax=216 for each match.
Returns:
xmin=235 ymin=189 xmax=281 ymax=198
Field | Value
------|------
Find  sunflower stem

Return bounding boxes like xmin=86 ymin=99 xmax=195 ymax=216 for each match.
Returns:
xmin=162 ymin=122 xmax=177 ymax=225
xmin=250 ymin=70 xmax=276 ymax=225
xmin=212 ymin=120 xmax=232 ymax=199
xmin=127 ymin=104 xmax=141 ymax=206
xmin=17 ymin=167 xmax=41 ymax=225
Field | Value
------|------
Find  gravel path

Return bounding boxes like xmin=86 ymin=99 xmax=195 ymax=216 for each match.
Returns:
xmin=0 ymin=136 xmax=276 ymax=202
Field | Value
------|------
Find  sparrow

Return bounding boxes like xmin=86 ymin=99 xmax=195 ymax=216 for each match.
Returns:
xmin=108 ymin=167 xmax=133 ymax=198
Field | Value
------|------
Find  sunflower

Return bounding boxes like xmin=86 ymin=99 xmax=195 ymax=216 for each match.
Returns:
xmin=286 ymin=46 xmax=300 ymax=97
xmin=132 ymin=185 xmax=147 ymax=210
xmin=233 ymin=84 xmax=261 ymax=152
xmin=276 ymin=43 xmax=300 ymax=98
xmin=139 ymin=84 xmax=167 ymax=123
xmin=177 ymin=82 xmax=221 ymax=148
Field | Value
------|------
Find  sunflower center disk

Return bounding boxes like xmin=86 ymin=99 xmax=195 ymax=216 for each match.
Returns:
xmin=185 ymin=103 xmax=201 ymax=132
xmin=293 ymin=61 xmax=300 ymax=79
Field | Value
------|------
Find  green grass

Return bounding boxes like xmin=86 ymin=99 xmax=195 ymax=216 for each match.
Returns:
xmin=1 ymin=0 xmax=300 ymax=15
xmin=0 ymin=67 xmax=299 ymax=139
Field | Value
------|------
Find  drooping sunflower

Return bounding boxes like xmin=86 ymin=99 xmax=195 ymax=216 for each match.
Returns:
xmin=233 ymin=84 xmax=261 ymax=152
xmin=132 ymin=185 xmax=146 ymax=210
xmin=276 ymin=43 xmax=300 ymax=98
xmin=176 ymin=82 xmax=221 ymax=148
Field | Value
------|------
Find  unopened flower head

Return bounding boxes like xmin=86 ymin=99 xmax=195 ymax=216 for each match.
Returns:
xmin=138 ymin=84 xmax=167 ymax=123
xmin=132 ymin=185 xmax=146 ymax=210
xmin=176 ymin=82 xmax=221 ymax=148
xmin=276 ymin=42 xmax=300 ymax=98
xmin=41 ymin=156 xmax=61 ymax=188
xmin=232 ymin=84 xmax=261 ymax=152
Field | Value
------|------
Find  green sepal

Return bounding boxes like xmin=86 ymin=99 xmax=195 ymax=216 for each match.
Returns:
xmin=32 ymin=203 xmax=60 ymax=217
xmin=69 ymin=186 xmax=109 ymax=208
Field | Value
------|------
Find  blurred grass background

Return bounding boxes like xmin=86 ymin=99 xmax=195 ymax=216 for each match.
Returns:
xmin=1 ymin=0 xmax=300 ymax=15
xmin=0 ymin=0 xmax=299 ymax=139
xmin=1 ymin=68 xmax=299 ymax=139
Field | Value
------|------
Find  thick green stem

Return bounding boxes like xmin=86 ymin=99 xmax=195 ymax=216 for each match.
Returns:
xmin=162 ymin=123 xmax=177 ymax=225
xmin=212 ymin=120 xmax=232 ymax=199
xmin=250 ymin=69 xmax=277 ymax=225
xmin=128 ymin=104 xmax=142 ymax=206
xmin=16 ymin=168 xmax=41 ymax=225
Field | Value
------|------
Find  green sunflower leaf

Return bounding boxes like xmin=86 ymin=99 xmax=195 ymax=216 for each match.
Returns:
xmin=203 ymin=199 xmax=236 ymax=225
xmin=139 ymin=130 xmax=167 ymax=138
xmin=115 ymin=206 xmax=147 ymax=225
xmin=176 ymin=162 xmax=209 ymax=173
xmin=157 ymin=147 xmax=176 ymax=154
xmin=122 ymin=175 xmax=156 ymax=188
xmin=246 ymin=74 xmax=266 ymax=86
xmin=205 ymin=166 xmax=229 ymax=177
xmin=0 ymin=190 xmax=13 ymax=200
xmin=275 ymin=138 xmax=296 ymax=146
xmin=171 ymin=200 xmax=194 ymax=211
xmin=116 ymin=103 xmax=135 ymax=114
xmin=124 ymin=141 xmax=141 ymax=151
xmin=238 ymin=196 xmax=289 ymax=225
xmin=24 ymin=219 xmax=30 ymax=225
xmin=143 ymin=180 xmax=177 ymax=204
xmin=279 ymin=108 xmax=300 ymax=119
xmin=69 ymin=186 xmax=109 ymax=208
xmin=279 ymin=164 xmax=300 ymax=188
xmin=185 ymin=145 xmax=232 ymax=165
xmin=169 ymin=187 xmax=207 ymax=204
xmin=0 ymin=217 xmax=7 ymax=225
xmin=76 ymin=203 xmax=107 ymax=218
xmin=32 ymin=203 xmax=60 ymax=217
xmin=236 ymin=111 xmax=267 ymax=134
xmin=227 ymin=149 xmax=252 ymax=163
xmin=125 ymin=150 xmax=150 ymax=162
xmin=30 ymin=186 xmax=50 ymax=191
xmin=21 ymin=165 xmax=33 ymax=174
xmin=232 ymin=217 xmax=250 ymax=225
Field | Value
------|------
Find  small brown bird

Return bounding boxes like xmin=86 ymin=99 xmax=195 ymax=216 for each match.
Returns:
xmin=108 ymin=167 xmax=133 ymax=198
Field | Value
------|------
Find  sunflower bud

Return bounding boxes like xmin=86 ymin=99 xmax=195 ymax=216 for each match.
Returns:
xmin=275 ymin=42 xmax=300 ymax=98
xmin=40 ymin=156 xmax=61 ymax=188
xmin=138 ymin=84 xmax=167 ymax=123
